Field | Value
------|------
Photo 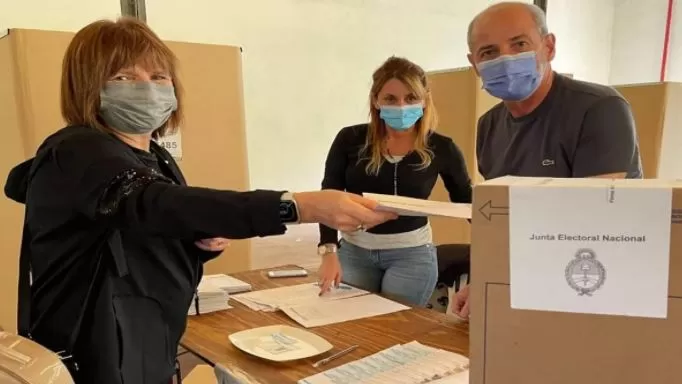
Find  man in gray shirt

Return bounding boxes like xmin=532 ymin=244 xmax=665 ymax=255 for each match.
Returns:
xmin=452 ymin=1 xmax=642 ymax=318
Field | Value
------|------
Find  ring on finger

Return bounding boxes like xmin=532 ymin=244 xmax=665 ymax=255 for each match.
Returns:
xmin=356 ymin=223 xmax=366 ymax=232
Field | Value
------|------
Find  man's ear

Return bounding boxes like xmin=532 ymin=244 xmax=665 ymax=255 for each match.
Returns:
xmin=468 ymin=53 xmax=480 ymax=76
xmin=545 ymin=33 xmax=557 ymax=61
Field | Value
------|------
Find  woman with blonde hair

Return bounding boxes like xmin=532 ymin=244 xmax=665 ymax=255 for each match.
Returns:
xmin=317 ymin=56 xmax=472 ymax=306
xmin=3 ymin=18 xmax=395 ymax=383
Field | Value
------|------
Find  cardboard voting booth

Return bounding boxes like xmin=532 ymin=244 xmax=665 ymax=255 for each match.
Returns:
xmin=426 ymin=67 xmax=499 ymax=245
xmin=615 ymin=82 xmax=682 ymax=179
xmin=470 ymin=177 xmax=682 ymax=384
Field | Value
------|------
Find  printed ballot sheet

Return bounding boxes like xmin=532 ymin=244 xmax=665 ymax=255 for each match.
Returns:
xmin=231 ymin=283 xmax=369 ymax=312
xmin=509 ymin=182 xmax=672 ymax=318
xmin=363 ymin=193 xmax=472 ymax=219
xmin=297 ymin=341 xmax=469 ymax=384
xmin=281 ymin=294 xmax=410 ymax=328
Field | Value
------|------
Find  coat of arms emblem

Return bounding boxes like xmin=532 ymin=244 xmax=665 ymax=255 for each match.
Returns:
xmin=565 ymin=248 xmax=606 ymax=296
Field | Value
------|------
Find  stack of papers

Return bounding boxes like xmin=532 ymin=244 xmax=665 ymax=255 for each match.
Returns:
xmin=231 ymin=283 xmax=368 ymax=312
xmin=363 ymin=193 xmax=472 ymax=219
xmin=298 ymin=341 xmax=469 ymax=384
xmin=188 ymin=274 xmax=251 ymax=315
xmin=199 ymin=274 xmax=252 ymax=294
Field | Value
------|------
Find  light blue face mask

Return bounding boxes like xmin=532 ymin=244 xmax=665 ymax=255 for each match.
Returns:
xmin=379 ymin=104 xmax=424 ymax=130
xmin=477 ymin=51 xmax=544 ymax=101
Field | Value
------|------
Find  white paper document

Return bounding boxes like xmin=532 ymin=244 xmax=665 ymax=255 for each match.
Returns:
xmin=198 ymin=274 xmax=252 ymax=294
xmin=281 ymin=294 xmax=410 ymax=328
xmin=363 ymin=193 xmax=472 ymax=219
xmin=297 ymin=341 xmax=469 ymax=384
xmin=231 ymin=283 xmax=369 ymax=312
xmin=509 ymin=183 xmax=672 ymax=318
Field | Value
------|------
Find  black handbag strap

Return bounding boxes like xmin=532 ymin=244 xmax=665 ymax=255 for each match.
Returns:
xmin=17 ymin=217 xmax=32 ymax=338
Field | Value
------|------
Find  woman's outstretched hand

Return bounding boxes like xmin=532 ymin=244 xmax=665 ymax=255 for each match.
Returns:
xmin=294 ymin=190 xmax=397 ymax=231
xmin=195 ymin=237 xmax=230 ymax=252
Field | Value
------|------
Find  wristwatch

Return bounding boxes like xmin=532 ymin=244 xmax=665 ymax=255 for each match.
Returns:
xmin=317 ymin=243 xmax=338 ymax=256
xmin=279 ymin=192 xmax=300 ymax=224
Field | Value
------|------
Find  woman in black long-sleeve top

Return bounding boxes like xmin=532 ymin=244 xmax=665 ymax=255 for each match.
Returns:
xmin=316 ymin=57 xmax=473 ymax=307
xmin=3 ymin=18 xmax=395 ymax=384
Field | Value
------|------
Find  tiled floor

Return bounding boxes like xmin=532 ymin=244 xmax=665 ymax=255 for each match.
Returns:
xmin=250 ymin=223 xmax=322 ymax=271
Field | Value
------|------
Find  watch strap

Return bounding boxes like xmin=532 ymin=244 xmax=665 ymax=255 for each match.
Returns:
xmin=318 ymin=243 xmax=338 ymax=256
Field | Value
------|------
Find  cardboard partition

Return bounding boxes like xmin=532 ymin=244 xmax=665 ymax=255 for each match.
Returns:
xmin=470 ymin=176 xmax=682 ymax=384
xmin=0 ymin=29 xmax=27 ymax=338
xmin=183 ymin=365 xmax=217 ymax=383
xmin=427 ymin=67 xmax=499 ymax=246
xmin=0 ymin=29 xmax=251 ymax=330
xmin=615 ymin=82 xmax=682 ymax=179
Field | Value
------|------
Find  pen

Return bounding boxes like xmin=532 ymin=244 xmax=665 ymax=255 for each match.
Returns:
xmin=312 ymin=345 xmax=359 ymax=368
xmin=314 ymin=283 xmax=353 ymax=290
xmin=194 ymin=290 xmax=200 ymax=316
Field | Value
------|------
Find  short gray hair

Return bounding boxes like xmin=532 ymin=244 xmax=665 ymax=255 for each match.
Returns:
xmin=467 ymin=2 xmax=549 ymax=50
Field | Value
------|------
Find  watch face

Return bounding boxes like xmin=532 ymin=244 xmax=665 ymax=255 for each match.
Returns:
xmin=279 ymin=201 xmax=298 ymax=223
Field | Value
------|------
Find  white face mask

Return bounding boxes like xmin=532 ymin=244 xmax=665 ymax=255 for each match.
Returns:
xmin=99 ymin=82 xmax=178 ymax=135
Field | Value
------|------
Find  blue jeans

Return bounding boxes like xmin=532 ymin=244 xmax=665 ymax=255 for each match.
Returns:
xmin=338 ymin=240 xmax=438 ymax=307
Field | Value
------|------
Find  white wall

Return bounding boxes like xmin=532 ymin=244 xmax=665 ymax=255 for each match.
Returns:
xmin=547 ymin=0 xmax=616 ymax=84
xmin=610 ymin=0 xmax=679 ymax=85
xmin=0 ymin=0 xmax=120 ymax=32
xmin=610 ymin=0 xmax=670 ymax=84
xmin=666 ymin=0 xmax=682 ymax=81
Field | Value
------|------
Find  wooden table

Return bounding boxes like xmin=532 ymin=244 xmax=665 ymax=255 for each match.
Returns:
xmin=180 ymin=267 xmax=469 ymax=383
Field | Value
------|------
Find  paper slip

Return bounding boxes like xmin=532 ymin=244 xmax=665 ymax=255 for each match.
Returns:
xmin=297 ymin=341 xmax=469 ymax=384
xmin=188 ymin=278 xmax=232 ymax=316
xmin=198 ymin=274 xmax=252 ymax=294
xmin=429 ymin=371 xmax=469 ymax=383
xmin=231 ymin=283 xmax=369 ymax=312
xmin=281 ymin=294 xmax=409 ymax=328
xmin=363 ymin=193 xmax=471 ymax=219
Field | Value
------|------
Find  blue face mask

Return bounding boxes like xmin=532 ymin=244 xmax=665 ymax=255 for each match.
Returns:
xmin=379 ymin=104 xmax=424 ymax=130
xmin=477 ymin=51 xmax=544 ymax=101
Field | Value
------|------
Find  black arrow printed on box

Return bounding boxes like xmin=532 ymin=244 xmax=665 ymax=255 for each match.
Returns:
xmin=478 ymin=200 xmax=509 ymax=221
xmin=672 ymin=209 xmax=682 ymax=224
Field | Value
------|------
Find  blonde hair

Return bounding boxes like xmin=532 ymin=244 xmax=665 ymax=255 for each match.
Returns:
xmin=61 ymin=17 xmax=183 ymax=138
xmin=362 ymin=56 xmax=437 ymax=175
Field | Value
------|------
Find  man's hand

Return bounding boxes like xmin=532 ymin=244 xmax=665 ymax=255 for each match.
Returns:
xmin=294 ymin=190 xmax=397 ymax=232
xmin=195 ymin=237 xmax=230 ymax=252
xmin=452 ymin=284 xmax=470 ymax=319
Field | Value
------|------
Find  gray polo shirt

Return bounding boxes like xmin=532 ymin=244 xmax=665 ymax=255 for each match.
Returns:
xmin=476 ymin=73 xmax=642 ymax=179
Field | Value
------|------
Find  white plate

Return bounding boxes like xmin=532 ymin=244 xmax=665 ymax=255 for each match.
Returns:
xmin=228 ymin=325 xmax=333 ymax=362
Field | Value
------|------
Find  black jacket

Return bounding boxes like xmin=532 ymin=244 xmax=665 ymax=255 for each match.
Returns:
xmin=4 ymin=126 xmax=286 ymax=383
